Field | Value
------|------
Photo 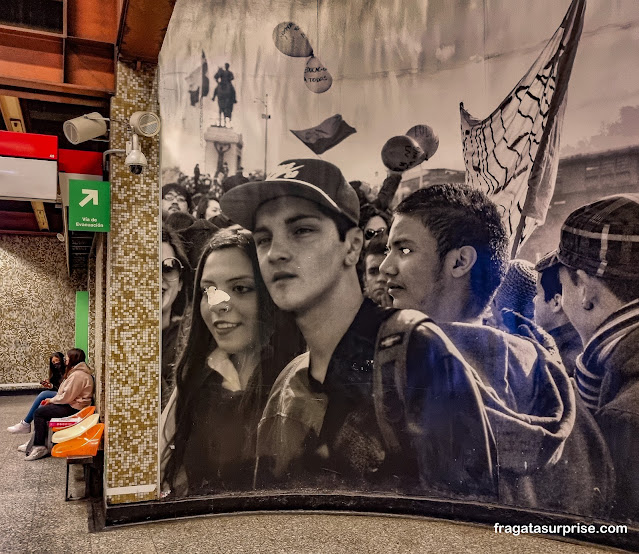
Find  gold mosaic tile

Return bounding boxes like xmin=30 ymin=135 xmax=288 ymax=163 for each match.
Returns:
xmin=104 ymin=61 xmax=161 ymax=505
xmin=0 ymin=236 xmax=84 ymax=385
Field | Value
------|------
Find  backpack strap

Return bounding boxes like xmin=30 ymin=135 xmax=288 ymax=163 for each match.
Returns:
xmin=373 ymin=309 xmax=431 ymax=454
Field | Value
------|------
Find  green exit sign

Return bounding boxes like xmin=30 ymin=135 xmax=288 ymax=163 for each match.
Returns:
xmin=68 ymin=179 xmax=111 ymax=232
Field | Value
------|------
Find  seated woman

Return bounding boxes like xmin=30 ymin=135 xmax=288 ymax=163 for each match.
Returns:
xmin=161 ymin=228 xmax=304 ymax=496
xmin=7 ymin=351 xmax=65 ymax=435
xmin=24 ymin=348 xmax=94 ymax=461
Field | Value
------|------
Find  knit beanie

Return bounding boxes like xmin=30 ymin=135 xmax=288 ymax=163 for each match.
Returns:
xmin=494 ymin=259 xmax=537 ymax=320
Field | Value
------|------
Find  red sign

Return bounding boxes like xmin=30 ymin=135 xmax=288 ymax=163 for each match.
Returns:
xmin=0 ymin=130 xmax=58 ymax=160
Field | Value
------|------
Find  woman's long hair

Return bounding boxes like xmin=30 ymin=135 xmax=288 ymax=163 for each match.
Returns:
xmin=64 ymin=348 xmax=86 ymax=379
xmin=162 ymin=224 xmax=193 ymax=318
xmin=195 ymin=192 xmax=220 ymax=219
xmin=163 ymin=228 xmax=304 ymax=490
xmin=49 ymin=351 xmax=65 ymax=386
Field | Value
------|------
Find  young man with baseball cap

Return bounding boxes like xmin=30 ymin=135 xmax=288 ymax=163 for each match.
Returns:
xmin=543 ymin=194 xmax=639 ymax=521
xmin=379 ymin=184 xmax=613 ymax=517
xmin=221 ymin=159 xmax=497 ymax=498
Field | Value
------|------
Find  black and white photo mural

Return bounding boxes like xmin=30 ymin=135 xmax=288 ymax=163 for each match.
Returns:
xmin=158 ymin=0 xmax=639 ymax=531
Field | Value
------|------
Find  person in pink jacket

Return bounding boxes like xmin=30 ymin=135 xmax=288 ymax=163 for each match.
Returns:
xmin=25 ymin=348 xmax=94 ymax=461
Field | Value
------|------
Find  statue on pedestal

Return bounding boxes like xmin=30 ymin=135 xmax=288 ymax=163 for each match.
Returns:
xmin=214 ymin=142 xmax=231 ymax=177
xmin=212 ymin=63 xmax=237 ymax=127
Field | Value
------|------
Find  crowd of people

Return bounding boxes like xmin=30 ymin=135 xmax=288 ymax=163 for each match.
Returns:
xmin=159 ymin=158 xmax=637 ymax=522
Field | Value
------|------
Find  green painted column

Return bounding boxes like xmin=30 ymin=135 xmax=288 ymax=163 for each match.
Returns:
xmin=75 ymin=291 xmax=89 ymax=358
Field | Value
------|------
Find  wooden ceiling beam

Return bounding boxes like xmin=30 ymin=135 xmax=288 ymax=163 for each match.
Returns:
xmin=0 ymin=229 xmax=58 ymax=237
xmin=0 ymin=85 xmax=109 ymax=108
xmin=31 ymin=201 xmax=50 ymax=231
xmin=117 ymin=0 xmax=175 ymax=63
xmin=0 ymin=95 xmax=25 ymax=132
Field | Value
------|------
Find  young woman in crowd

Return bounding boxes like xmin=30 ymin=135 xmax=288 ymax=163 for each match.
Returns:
xmin=195 ymin=192 xmax=222 ymax=221
xmin=161 ymin=228 xmax=304 ymax=496
xmin=161 ymin=225 xmax=192 ymax=410
xmin=23 ymin=348 xmax=94 ymax=461
xmin=359 ymin=204 xmax=391 ymax=249
xmin=7 ymin=352 xmax=66 ymax=435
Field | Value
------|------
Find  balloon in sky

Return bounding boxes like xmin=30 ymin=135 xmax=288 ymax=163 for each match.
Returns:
xmin=273 ymin=22 xmax=314 ymax=57
xmin=381 ymin=135 xmax=425 ymax=172
xmin=406 ymin=124 xmax=439 ymax=161
xmin=304 ymin=56 xmax=332 ymax=93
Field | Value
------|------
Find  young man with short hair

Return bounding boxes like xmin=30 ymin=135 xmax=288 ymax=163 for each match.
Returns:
xmin=543 ymin=194 xmax=639 ymax=521
xmin=379 ymin=184 xmax=613 ymax=517
xmin=533 ymin=252 xmax=582 ymax=377
xmin=380 ymin=184 xmax=508 ymax=324
xmin=221 ymin=159 xmax=496 ymax=497
xmin=361 ymin=237 xmax=392 ymax=307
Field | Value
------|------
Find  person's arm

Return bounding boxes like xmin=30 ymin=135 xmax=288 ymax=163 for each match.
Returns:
xmin=404 ymin=324 xmax=497 ymax=498
xmin=373 ymin=172 xmax=402 ymax=210
xmin=50 ymin=373 xmax=85 ymax=405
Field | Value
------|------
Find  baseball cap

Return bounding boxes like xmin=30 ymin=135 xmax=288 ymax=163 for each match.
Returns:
xmin=219 ymin=159 xmax=360 ymax=230
xmin=539 ymin=194 xmax=639 ymax=280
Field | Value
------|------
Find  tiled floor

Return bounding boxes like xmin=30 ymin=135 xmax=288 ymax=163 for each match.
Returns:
xmin=0 ymin=394 xmax=616 ymax=553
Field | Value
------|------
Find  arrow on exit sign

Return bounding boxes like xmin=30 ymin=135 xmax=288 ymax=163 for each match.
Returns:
xmin=79 ymin=189 xmax=99 ymax=207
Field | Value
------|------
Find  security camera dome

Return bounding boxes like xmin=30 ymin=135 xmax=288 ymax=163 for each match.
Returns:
xmin=125 ymin=149 xmax=147 ymax=174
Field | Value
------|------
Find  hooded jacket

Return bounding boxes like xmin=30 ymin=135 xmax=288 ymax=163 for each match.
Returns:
xmin=51 ymin=362 xmax=94 ymax=410
xmin=439 ymin=321 xmax=614 ymax=517
xmin=548 ymin=321 xmax=582 ymax=377
xmin=590 ymin=323 xmax=639 ymax=521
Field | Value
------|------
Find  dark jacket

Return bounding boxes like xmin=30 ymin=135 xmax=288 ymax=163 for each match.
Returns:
xmin=549 ymin=321 xmax=583 ymax=377
xmin=595 ymin=325 xmax=639 ymax=522
xmin=163 ymin=348 xmax=264 ymax=496
xmin=161 ymin=316 xmax=182 ymax=412
xmin=256 ymin=300 xmax=497 ymax=499
xmin=439 ymin=321 xmax=614 ymax=518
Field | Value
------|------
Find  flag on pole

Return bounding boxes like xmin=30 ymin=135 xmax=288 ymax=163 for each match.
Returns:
xmin=460 ymin=0 xmax=586 ymax=258
xmin=201 ymin=51 xmax=210 ymax=98
xmin=291 ymin=114 xmax=357 ymax=155
xmin=186 ymin=51 xmax=210 ymax=106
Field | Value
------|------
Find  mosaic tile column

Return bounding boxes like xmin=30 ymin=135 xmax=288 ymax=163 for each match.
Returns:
xmin=92 ymin=233 xmax=107 ymax=414
xmin=104 ymin=61 xmax=161 ymax=504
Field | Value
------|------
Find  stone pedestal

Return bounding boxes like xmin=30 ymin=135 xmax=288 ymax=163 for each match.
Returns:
xmin=203 ymin=126 xmax=243 ymax=178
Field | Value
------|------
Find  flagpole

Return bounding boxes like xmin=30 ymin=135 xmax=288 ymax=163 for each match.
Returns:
xmin=511 ymin=217 xmax=526 ymax=259
xmin=257 ymin=94 xmax=271 ymax=177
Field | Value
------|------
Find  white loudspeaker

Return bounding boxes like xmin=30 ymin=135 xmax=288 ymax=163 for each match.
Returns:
xmin=129 ymin=111 xmax=161 ymax=137
xmin=63 ymin=112 xmax=108 ymax=145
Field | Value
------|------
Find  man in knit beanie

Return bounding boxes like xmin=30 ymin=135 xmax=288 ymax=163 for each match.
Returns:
xmin=490 ymin=259 xmax=537 ymax=331
xmin=541 ymin=193 xmax=639 ymax=521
